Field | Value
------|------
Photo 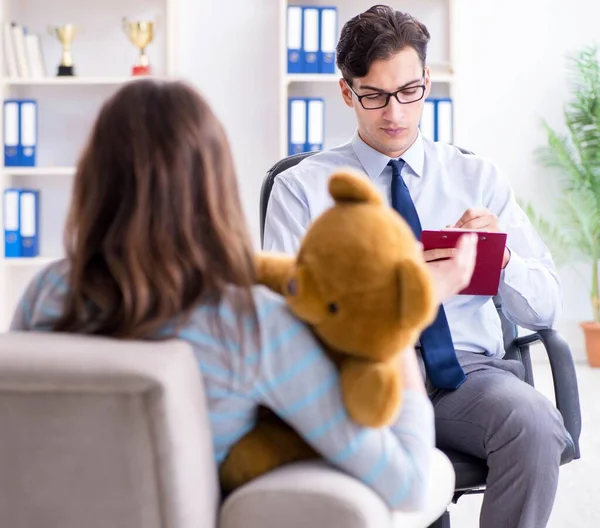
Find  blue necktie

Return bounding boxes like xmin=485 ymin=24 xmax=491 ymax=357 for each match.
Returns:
xmin=388 ymin=158 xmax=466 ymax=390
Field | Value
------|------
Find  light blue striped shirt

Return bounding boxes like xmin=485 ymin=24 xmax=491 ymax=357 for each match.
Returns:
xmin=10 ymin=259 xmax=435 ymax=512
xmin=263 ymin=132 xmax=562 ymax=357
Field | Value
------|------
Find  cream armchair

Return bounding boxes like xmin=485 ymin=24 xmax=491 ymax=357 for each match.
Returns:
xmin=0 ymin=332 xmax=454 ymax=528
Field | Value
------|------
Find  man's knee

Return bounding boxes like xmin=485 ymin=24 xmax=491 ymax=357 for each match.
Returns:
xmin=499 ymin=393 xmax=566 ymax=462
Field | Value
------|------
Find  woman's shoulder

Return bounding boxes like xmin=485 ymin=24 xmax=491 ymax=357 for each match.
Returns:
xmin=219 ymin=283 xmax=288 ymax=313
xmin=10 ymin=258 xmax=70 ymax=330
xmin=250 ymin=284 xmax=287 ymax=307
xmin=25 ymin=258 xmax=70 ymax=299
xmin=215 ymin=284 xmax=304 ymax=337
xmin=250 ymin=285 xmax=300 ymax=326
xmin=41 ymin=257 xmax=70 ymax=279
xmin=183 ymin=284 xmax=293 ymax=334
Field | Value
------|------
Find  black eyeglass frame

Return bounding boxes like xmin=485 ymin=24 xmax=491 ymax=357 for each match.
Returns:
xmin=344 ymin=73 xmax=427 ymax=110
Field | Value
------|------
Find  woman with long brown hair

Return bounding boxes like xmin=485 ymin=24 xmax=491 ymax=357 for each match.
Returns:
xmin=9 ymin=78 xmax=475 ymax=511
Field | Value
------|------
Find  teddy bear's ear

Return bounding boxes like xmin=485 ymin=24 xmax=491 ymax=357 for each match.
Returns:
xmin=329 ymin=168 xmax=383 ymax=205
xmin=396 ymin=259 xmax=437 ymax=329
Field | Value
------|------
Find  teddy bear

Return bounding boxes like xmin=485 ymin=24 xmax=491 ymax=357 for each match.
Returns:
xmin=219 ymin=167 xmax=437 ymax=493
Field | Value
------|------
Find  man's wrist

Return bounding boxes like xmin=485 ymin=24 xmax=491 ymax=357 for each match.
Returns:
xmin=502 ymin=246 xmax=512 ymax=269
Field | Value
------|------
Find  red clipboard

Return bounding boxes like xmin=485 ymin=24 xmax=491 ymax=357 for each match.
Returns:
xmin=420 ymin=230 xmax=507 ymax=296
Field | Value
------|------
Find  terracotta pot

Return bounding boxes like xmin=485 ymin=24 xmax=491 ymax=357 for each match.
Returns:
xmin=580 ymin=321 xmax=600 ymax=367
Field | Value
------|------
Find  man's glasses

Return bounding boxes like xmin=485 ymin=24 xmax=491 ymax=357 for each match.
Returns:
xmin=345 ymin=78 xmax=426 ymax=110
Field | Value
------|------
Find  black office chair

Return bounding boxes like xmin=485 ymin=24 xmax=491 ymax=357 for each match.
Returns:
xmin=260 ymin=150 xmax=582 ymax=528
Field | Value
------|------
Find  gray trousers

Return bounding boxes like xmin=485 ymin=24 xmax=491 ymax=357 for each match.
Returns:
xmin=418 ymin=349 xmax=567 ymax=528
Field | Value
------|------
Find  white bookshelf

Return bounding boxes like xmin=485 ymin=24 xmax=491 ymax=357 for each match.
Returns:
xmin=2 ymin=76 xmax=155 ymax=86
xmin=0 ymin=0 xmax=178 ymax=329
xmin=1 ymin=166 xmax=75 ymax=176
xmin=5 ymin=256 xmax=59 ymax=267
xmin=278 ymin=0 xmax=457 ymax=159
xmin=285 ymin=64 xmax=454 ymax=86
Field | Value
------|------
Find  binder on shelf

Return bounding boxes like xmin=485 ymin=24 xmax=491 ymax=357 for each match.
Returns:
xmin=2 ymin=22 xmax=19 ymax=77
xmin=318 ymin=7 xmax=337 ymax=74
xmin=19 ymin=189 xmax=40 ymax=258
xmin=288 ymin=98 xmax=307 ymax=155
xmin=11 ymin=23 xmax=30 ymax=78
xmin=436 ymin=97 xmax=453 ymax=144
xmin=4 ymin=189 xmax=21 ymax=258
xmin=3 ymin=100 xmax=20 ymax=166
xmin=306 ymin=98 xmax=324 ymax=152
xmin=287 ymin=5 xmax=303 ymax=74
xmin=24 ymin=34 xmax=47 ymax=78
xmin=419 ymin=99 xmax=436 ymax=141
xmin=3 ymin=22 xmax=47 ymax=78
xmin=19 ymin=99 xmax=38 ymax=166
xmin=302 ymin=7 xmax=319 ymax=74
xmin=419 ymin=98 xmax=454 ymax=143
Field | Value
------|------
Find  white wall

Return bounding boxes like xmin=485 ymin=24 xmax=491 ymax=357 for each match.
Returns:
xmin=175 ymin=0 xmax=281 ymax=249
xmin=451 ymin=0 xmax=600 ymax=359
xmin=176 ymin=0 xmax=597 ymax=360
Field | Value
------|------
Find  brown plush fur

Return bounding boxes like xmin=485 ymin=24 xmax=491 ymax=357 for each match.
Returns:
xmin=219 ymin=168 xmax=437 ymax=493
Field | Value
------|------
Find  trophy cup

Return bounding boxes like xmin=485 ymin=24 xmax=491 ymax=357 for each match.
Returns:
xmin=122 ymin=18 xmax=155 ymax=76
xmin=48 ymin=24 xmax=81 ymax=76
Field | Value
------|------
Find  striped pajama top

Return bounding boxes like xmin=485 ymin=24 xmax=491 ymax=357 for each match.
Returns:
xmin=9 ymin=259 xmax=435 ymax=511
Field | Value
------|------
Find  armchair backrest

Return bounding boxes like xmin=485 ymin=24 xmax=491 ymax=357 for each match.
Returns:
xmin=0 ymin=332 xmax=219 ymax=528
xmin=259 ymin=149 xmax=520 ymax=354
xmin=260 ymin=151 xmax=316 ymax=247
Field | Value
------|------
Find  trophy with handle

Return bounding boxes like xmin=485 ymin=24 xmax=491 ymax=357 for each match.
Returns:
xmin=122 ymin=18 xmax=156 ymax=76
xmin=48 ymin=24 xmax=81 ymax=76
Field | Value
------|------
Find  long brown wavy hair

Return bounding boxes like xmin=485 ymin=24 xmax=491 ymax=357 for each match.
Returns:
xmin=53 ymin=78 xmax=256 ymax=338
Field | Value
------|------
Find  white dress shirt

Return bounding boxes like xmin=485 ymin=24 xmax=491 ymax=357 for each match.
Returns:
xmin=263 ymin=131 xmax=562 ymax=358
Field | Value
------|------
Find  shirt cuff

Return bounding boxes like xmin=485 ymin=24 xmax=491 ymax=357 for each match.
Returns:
xmin=499 ymin=247 xmax=527 ymax=290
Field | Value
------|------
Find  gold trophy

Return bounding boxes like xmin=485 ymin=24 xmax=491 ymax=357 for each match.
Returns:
xmin=122 ymin=18 xmax=155 ymax=76
xmin=48 ymin=24 xmax=81 ymax=76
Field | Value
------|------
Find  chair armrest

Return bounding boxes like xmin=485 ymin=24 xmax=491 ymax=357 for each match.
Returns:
xmin=515 ymin=329 xmax=582 ymax=458
xmin=219 ymin=449 xmax=455 ymax=528
xmin=219 ymin=461 xmax=393 ymax=528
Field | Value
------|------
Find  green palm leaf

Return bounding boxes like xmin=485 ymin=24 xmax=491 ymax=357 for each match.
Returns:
xmin=528 ymin=43 xmax=600 ymax=321
xmin=555 ymin=188 xmax=600 ymax=258
xmin=518 ymin=200 xmax=571 ymax=268
xmin=536 ymin=123 xmax=585 ymax=189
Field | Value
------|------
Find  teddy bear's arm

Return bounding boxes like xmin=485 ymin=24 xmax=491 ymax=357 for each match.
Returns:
xmin=219 ymin=413 xmax=317 ymax=492
xmin=256 ymin=252 xmax=296 ymax=295
xmin=339 ymin=357 xmax=403 ymax=428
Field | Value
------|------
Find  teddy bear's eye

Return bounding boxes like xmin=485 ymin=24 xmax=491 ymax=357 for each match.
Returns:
xmin=327 ymin=303 xmax=339 ymax=314
xmin=287 ymin=279 xmax=297 ymax=296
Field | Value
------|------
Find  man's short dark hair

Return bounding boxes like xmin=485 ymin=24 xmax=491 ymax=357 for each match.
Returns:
xmin=336 ymin=5 xmax=430 ymax=84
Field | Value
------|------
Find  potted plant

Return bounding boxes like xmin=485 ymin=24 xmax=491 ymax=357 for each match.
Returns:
xmin=527 ymin=43 xmax=600 ymax=366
